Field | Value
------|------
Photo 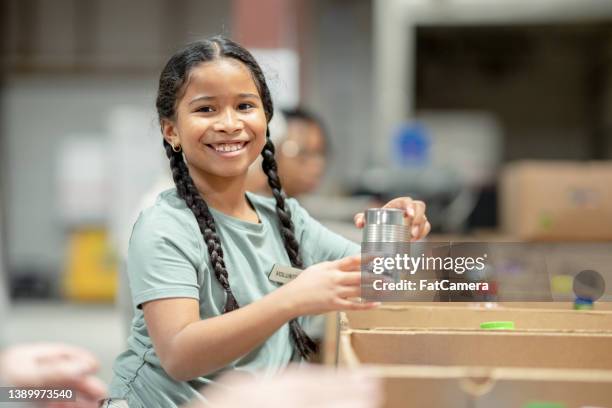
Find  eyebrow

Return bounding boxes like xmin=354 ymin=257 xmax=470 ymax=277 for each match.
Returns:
xmin=189 ymin=95 xmax=215 ymax=105
xmin=239 ymin=93 xmax=260 ymax=99
xmin=189 ymin=93 xmax=260 ymax=105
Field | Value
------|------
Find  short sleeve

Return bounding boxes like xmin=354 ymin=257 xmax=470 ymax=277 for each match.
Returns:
xmin=127 ymin=210 xmax=203 ymax=308
xmin=287 ymin=198 xmax=360 ymax=265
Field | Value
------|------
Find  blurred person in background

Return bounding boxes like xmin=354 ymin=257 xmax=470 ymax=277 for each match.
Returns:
xmin=246 ymin=108 xmax=327 ymax=198
xmin=276 ymin=108 xmax=328 ymax=197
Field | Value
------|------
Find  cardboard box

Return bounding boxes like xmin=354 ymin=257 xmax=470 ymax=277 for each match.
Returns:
xmin=382 ymin=301 xmax=612 ymax=310
xmin=500 ymin=161 xmax=612 ymax=241
xmin=345 ymin=329 xmax=612 ymax=369
xmin=343 ymin=304 xmax=612 ymax=332
xmin=339 ymin=330 xmax=612 ymax=407
xmin=339 ymin=361 xmax=612 ymax=407
xmin=323 ymin=303 xmax=612 ymax=364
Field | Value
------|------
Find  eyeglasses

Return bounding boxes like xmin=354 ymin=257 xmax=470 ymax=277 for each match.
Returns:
xmin=280 ymin=140 xmax=326 ymax=161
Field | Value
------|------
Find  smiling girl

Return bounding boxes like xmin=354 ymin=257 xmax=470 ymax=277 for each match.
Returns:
xmin=105 ymin=36 xmax=430 ymax=408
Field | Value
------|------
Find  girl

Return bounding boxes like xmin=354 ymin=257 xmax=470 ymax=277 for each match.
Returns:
xmin=106 ymin=36 xmax=430 ymax=407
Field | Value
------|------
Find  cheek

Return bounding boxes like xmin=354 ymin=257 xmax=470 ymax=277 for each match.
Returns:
xmin=177 ymin=117 xmax=207 ymax=143
xmin=252 ymin=136 xmax=267 ymax=157
xmin=251 ymin=119 xmax=268 ymax=148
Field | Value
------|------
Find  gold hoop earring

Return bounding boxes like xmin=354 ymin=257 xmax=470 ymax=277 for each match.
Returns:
xmin=172 ymin=143 xmax=182 ymax=153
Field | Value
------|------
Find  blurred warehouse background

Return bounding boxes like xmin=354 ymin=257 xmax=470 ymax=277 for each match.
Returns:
xmin=1 ymin=0 xmax=612 ymax=382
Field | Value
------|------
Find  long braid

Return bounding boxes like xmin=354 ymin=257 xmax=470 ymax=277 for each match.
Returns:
xmin=164 ymin=141 xmax=239 ymax=313
xmin=261 ymin=133 xmax=318 ymax=359
xmin=261 ymin=136 xmax=303 ymax=267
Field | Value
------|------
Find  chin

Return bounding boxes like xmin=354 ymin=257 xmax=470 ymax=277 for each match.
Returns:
xmin=211 ymin=167 xmax=250 ymax=178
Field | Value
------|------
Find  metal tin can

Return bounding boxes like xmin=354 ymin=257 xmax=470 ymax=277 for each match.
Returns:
xmin=362 ymin=208 xmax=411 ymax=243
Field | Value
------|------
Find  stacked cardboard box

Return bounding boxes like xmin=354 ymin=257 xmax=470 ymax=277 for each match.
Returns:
xmin=325 ymin=304 xmax=612 ymax=407
xmin=499 ymin=161 xmax=612 ymax=241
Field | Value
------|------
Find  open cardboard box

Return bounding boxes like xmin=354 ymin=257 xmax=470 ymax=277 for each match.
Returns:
xmin=343 ymin=304 xmax=612 ymax=332
xmin=339 ymin=329 xmax=612 ymax=407
xmin=322 ymin=303 xmax=612 ymax=365
xmin=344 ymin=329 xmax=612 ymax=369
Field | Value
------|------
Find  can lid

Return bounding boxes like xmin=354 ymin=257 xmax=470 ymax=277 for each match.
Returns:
xmin=522 ymin=402 xmax=565 ymax=408
xmin=480 ymin=321 xmax=515 ymax=330
xmin=365 ymin=208 xmax=405 ymax=226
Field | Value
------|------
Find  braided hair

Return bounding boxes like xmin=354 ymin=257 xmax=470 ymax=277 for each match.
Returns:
xmin=156 ymin=36 xmax=317 ymax=359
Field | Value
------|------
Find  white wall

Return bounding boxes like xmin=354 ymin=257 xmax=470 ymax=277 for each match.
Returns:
xmin=1 ymin=75 xmax=158 ymax=281
xmin=304 ymin=0 xmax=374 ymax=190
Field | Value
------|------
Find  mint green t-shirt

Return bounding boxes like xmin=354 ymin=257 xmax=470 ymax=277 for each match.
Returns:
xmin=109 ymin=189 xmax=359 ymax=408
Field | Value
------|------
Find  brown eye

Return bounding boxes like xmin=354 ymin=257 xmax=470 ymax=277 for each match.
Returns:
xmin=197 ymin=106 xmax=214 ymax=113
xmin=238 ymin=103 xmax=254 ymax=111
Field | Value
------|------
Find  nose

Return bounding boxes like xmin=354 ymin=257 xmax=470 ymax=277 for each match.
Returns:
xmin=213 ymin=108 xmax=244 ymax=134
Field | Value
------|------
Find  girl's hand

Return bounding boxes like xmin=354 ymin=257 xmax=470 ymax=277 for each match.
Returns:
xmin=280 ymin=255 xmax=378 ymax=317
xmin=353 ymin=197 xmax=431 ymax=241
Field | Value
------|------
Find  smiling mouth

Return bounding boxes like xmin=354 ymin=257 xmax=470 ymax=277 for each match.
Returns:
xmin=206 ymin=141 xmax=248 ymax=153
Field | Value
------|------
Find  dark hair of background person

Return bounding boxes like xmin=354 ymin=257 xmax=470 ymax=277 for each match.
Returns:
xmin=155 ymin=36 xmax=317 ymax=360
xmin=281 ymin=107 xmax=329 ymax=156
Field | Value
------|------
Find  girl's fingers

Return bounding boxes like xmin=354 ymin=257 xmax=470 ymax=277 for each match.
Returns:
xmin=357 ymin=198 xmax=429 ymax=235
xmin=336 ymin=286 xmax=362 ymax=298
xmin=337 ymin=272 xmax=362 ymax=286
xmin=382 ymin=197 xmax=415 ymax=218
xmin=353 ymin=213 xmax=365 ymax=228
xmin=418 ymin=220 xmax=432 ymax=240
xmin=353 ymin=195 xmax=431 ymax=239
xmin=334 ymin=255 xmax=362 ymax=271
xmin=336 ymin=299 xmax=380 ymax=311
xmin=334 ymin=254 xmax=380 ymax=273
xmin=408 ymin=201 xmax=427 ymax=238
xmin=410 ymin=217 xmax=431 ymax=241
xmin=411 ymin=201 xmax=426 ymax=223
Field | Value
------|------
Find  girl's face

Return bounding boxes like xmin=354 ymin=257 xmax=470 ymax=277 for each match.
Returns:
xmin=164 ymin=58 xmax=268 ymax=180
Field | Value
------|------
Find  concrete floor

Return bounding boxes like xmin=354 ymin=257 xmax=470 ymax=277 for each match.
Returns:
xmin=4 ymin=300 xmax=125 ymax=384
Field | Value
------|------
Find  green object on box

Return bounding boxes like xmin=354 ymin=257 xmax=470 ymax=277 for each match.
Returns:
xmin=539 ymin=212 xmax=553 ymax=230
xmin=523 ymin=401 xmax=565 ymax=408
xmin=480 ymin=321 xmax=515 ymax=330
xmin=574 ymin=303 xmax=594 ymax=310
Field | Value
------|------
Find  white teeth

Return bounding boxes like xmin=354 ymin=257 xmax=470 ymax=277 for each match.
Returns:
xmin=213 ymin=142 xmax=245 ymax=152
